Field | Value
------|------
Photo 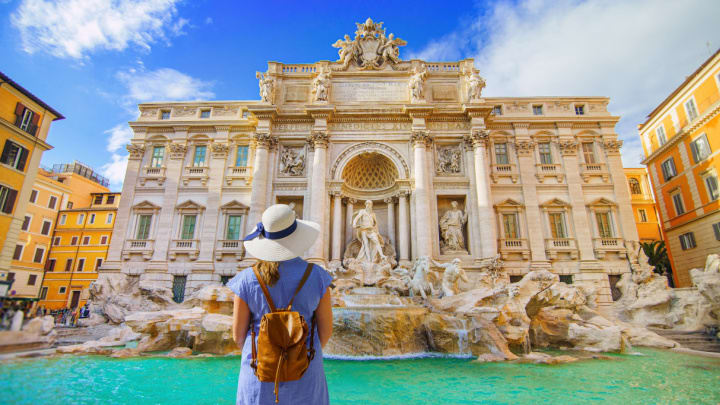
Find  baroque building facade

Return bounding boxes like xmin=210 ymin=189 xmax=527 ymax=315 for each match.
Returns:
xmin=102 ymin=20 xmax=639 ymax=310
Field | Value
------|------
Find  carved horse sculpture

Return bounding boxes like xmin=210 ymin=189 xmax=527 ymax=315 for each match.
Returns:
xmin=408 ymin=256 xmax=437 ymax=300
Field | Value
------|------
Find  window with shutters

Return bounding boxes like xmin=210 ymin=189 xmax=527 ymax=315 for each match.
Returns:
xmin=82 ymin=236 xmax=90 ymax=245
xmin=21 ymin=215 xmax=31 ymax=231
xmin=41 ymin=220 xmax=52 ymax=235
xmin=77 ymin=213 xmax=85 ymax=224
xmin=100 ymin=235 xmax=108 ymax=244
xmin=40 ymin=286 xmax=48 ymax=299
xmin=29 ymin=189 xmax=38 ymax=203
xmin=14 ymin=103 xmax=39 ymax=136
xmin=192 ymin=145 xmax=207 ymax=167
xmin=226 ymin=215 xmax=243 ymax=240
xmin=65 ymin=258 xmax=73 ymax=271
xmin=53 ymin=236 xmax=60 ymax=245
xmin=151 ymin=146 xmax=165 ymax=168
xmin=59 ymin=214 xmax=67 ymax=225
xmin=574 ymin=105 xmax=585 ymax=115
xmin=538 ymin=142 xmax=553 ymax=164
xmin=106 ymin=213 xmax=114 ymax=224
xmin=532 ymin=105 xmax=543 ymax=115
xmin=638 ymin=209 xmax=648 ymax=223
xmin=181 ymin=215 xmax=197 ymax=240
xmin=656 ymin=126 xmax=667 ymax=146
xmin=45 ymin=259 xmax=55 ymax=272
xmin=94 ymin=195 xmax=103 ymax=205
xmin=684 ymin=98 xmax=699 ymax=121
xmin=0 ymin=140 xmax=29 ymax=171
xmin=548 ymin=213 xmax=568 ymax=238
xmin=106 ymin=195 xmax=115 ymax=204
xmin=77 ymin=258 xmax=85 ymax=272
xmin=136 ymin=214 xmax=152 ymax=239
xmin=690 ymin=134 xmax=711 ymax=163
xmin=494 ymin=143 xmax=509 ymax=164
xmin=48 ymin=196 xmax=57 ymax=209
xmin=0 ymin=185 xmax=18 ymax=214
xmin=581 ymin=142 xmax=596 ymax=163
xmin=713 ymin=222 xmax=720 ymax=241
xmin=33 ymin=247 xmax=45 ymax=263
xmin=160 ymin=110 xmax=170 ymax=120
xmin=95 ymin=258 xmax=103 ymax=270
xmin=236 ymin=145 xmax=249 ymax=167
xmin=703 ymin=173 xmax=719 ymax=201
xmin=502 ymin=213 xmax=520 ymax=239
xmin=661 ymin=158 xmax=676 ymax=181
xmin=679 ymin=232 xmax=696 ymax=250
xmin=200 ymin=109 xmax=211 ymax=118
xmin=595 ymin=212 xmax=614 ymax=238
xmin=671 ymin=191 xmax=685 ymax=216
xmin=27 ymin=274 xmax=37 ymax=286
xmin=89 ymin=213 xmax=95 ymax=224
xmin=12 ymin=244 xmax=23 ymax=260
xmin=70 ymin=236 xmax=78 ymax=245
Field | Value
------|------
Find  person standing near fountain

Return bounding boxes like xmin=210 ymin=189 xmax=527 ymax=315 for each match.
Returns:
xmin=228 ymin=204 xmax=333 ymax=405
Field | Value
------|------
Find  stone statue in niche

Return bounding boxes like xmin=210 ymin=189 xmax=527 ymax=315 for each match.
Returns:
xmin=256 ymin=71 xmax=275 ymax=103
xmin=436 ymin=146 xmax=462 ymax=174
xmin=279 ymin=147 xmax=305 ymax=176
xmin=342 ymin=200 xmax=397 ymax=285
xmin=439 ymin=201 xmax=468 ymax=254
xmin=466 ymin=70 xmax=486 ymax=102
xmin=312 ymin=67 xmax=331 ymax=102
xmin=409 ymin=65 xmax=427 ymax=103
xmin=432 ymin=258 xmax=468 ymax=297
xmin=353 ymin=200 xmax=387 ymax=263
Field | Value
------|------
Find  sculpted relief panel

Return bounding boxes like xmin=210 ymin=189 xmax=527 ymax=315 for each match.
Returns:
xmin=279 ymin=146 xmax=306 ymax=177
xmin=436 ymin=145 xmax=463 ymax=175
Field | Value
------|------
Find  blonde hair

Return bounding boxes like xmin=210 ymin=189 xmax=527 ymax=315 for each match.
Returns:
xmin=253 ymin=260 xmax=280 ymax=286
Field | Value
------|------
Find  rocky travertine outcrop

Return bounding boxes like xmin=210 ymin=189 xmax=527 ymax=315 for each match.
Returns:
xmin=0 ymin=315 xmax=56 ymax=354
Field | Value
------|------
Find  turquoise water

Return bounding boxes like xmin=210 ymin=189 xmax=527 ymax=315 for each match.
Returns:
xmin=1 ymin=349 xmax=719 ymax=404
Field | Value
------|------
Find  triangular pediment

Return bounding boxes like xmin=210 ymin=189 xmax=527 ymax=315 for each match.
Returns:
xmin=176 ymin=200 xmax=205 ymax=210
xmin=588 ymin=197 xmax=616 ymax=207
xmin=220 ymin=200 xmax=249 ymax=211
xmin=495 ymin=198 xmax=523 ymax=208
xmin=132 ymin=200 xmax=161 ymax=210
xmin=540 ymin=198 xmax=570 ymax=208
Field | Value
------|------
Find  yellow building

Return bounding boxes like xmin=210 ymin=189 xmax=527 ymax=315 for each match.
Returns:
xmin=0 ymin=71 xmax=64 ymax=288
xmin=625 ymin=168 xmax=662 ymax=243
xmin=639 ymin=49 xmax=720 ymax=287
xmin=8 ymin=168 xmax=71 ymax=299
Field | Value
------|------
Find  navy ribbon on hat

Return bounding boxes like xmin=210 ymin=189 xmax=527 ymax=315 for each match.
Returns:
xmin=243 ymin=220 xmax=297 ymax=241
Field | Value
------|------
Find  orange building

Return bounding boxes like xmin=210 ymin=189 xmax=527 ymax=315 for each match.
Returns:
xmin=638 ymin=49 xmax=720 ymax=287
xmin=624 ymin=168 xmax=662 ymax=243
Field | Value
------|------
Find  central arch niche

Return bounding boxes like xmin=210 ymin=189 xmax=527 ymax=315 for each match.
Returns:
xmin=341 ymin=152 xmax=398 ymax=192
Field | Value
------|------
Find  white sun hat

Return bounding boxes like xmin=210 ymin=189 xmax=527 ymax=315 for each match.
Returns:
xmin=243 ymin=204 xmax=320 ymax=262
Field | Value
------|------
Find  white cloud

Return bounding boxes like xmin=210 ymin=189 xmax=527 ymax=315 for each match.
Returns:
xmin=117 ymin=67 xmax=215 ymax=105
xmin=101 ymin=152 xmax=129 ymax=187
xmin=105 ymin=124 xmax=134 ymax=153
xmin=11 ymin=0 xmax=184 ymax=59
xmin=204 ymin=17 xmax=213 ymax=25
xmin=412 ymin=0 xmax=720 ymax=166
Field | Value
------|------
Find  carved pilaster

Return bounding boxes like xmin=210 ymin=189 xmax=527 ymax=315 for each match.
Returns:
xmin=558 ymin=141 xmax=579 ymax=156
xmin=306 ymin=131 xmax=329 ymax=150
xmin=210 ymin=142 xmax=229 ymax=158
xmin=514 ymin=140 xmax=536 ymax=156
xmin=126 ymin=144 xmax=145 ymax=160
xmin=465 ymin=129 xmax=489 ymax=149
xmin=168 ymin=143 xmax=187 ymax=160
xmin=410 ymin=130 xmax=432 ymax=148
xmin=603 ymin=140 xmax=623 ymax=155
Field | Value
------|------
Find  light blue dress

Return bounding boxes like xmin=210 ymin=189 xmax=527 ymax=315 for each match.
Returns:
xmin=227 ymin=257 xmax=333 ymax=405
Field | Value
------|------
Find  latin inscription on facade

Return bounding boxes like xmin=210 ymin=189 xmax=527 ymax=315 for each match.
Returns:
xmin=284 ymin=86 xmax=309 ymax=102
xmin=332 ymin=81 xmax=407 ymax=102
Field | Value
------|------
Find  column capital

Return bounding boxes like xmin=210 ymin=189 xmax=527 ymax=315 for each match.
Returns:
xmin=514 ymin=140 xmax=536 ymax=156
xmin=410 ymin=130 xmax=432 ymax=148
xmin=344 ymin=197 xmax=357 ymax=204
xmin=330 ymin=190 xmax=343 ymax=198
xmin=168 ymin=142 xmax=187 ymax=159
xmin=383 ymin=197 xmax=396 ymax=204
xmin=558 ymin=140 xmax=578 ymax=156
xmin=306 ymin=131 xmax=329 ymax=150
xmin=603 ymin=139 xmax=623 ymax=155
xmin=252 ymin=132 xmax=277 ymax=149
xmin=397 ymin=190 xmax=411 ymax=198
xmin=126 ymin=143 xmax=145 ymax=160
xmin=210 ymin=142 xmax=229 ymax=158
xmin=465 ymin=129 xmax=489 ymax=148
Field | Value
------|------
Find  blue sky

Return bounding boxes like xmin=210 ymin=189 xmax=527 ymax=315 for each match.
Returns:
xmin=1 ymin=0 xmax=719 ymax=191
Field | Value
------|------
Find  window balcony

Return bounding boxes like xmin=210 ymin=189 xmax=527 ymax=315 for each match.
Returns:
xmin=593 ymin=237 xmax=625 ymax=259
xmin=225 ymin=166 xmax=251 ymax=186
xmin=544 ymin=238 xmax=578 ymax=260
xmin=580 ymin=163 xmax=609 ymax=182
xmin=498 ymin=238 xmax=529 ymax=260
xmin=122 ymin=239 xmax=154 ymax=261
xmin=535 ymin=164 xmax=564 ymax=183
xmin=182 ymin=166 xmax=209 ymax=186
xmin=215 ymin=239 xmax=245 ymax=260
xmin=491 ymin=164 xmax=519 ymax=183
xmin=169 ymin=239 xmax=200 ymax=261
xmin=139 ymin=166 xmax=166 ymax=186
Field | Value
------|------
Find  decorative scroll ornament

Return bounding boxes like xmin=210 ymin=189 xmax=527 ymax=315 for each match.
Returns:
xmin=558 ymin=140 xmax=579 ymax=156
xmin=514 ymin=140 xmax=536 ymax=156
xmin=256 ymin=71 xmax=275 ymax=103
xmin=603 ymin=139 xmax=623 ymax=155
xmin=409 ymin=65 xmax=428 ymax=103
xmin=410 ymin=130 xmax=432 ymax=147
xmin=279 ymin=147 xmax=306 ymax=176
xmin=311 ymin=66 xmax=331 ymax=102
xmin=332 ymin=18 xmax=407 ymax=70
xmin=126 ymin=144 xmax=145 ymax=160
xmin=210 ymin=142 xmax=229 ymax=158
xmin=168 ymin=143 xmax=187 ymax=159
xmin=306 ymin=131 xmax=329 ymax=150
xmin=465 ymin=69 xmax=486 ymax=102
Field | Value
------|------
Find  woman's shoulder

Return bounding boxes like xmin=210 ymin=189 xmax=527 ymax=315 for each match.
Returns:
xmin=226 ymin=267 xmax=256 ymax=297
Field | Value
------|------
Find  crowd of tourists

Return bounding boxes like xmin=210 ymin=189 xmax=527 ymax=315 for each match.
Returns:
xmin=0 ymin=300 xmax=90 ymax=331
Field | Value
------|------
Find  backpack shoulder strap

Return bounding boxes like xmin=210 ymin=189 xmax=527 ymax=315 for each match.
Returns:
xmin=251 ymin=266 xmax=277 ymax=312
xmin=287 ymin=263 xmax=313 ymax=310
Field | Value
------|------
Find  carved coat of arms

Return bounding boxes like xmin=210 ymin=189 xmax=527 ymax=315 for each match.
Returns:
xmin=332 ymin=18 xmax=407 ymax=70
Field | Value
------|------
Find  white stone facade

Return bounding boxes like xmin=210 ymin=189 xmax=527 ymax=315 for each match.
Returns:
xmin=101 ymin=20 xmax=639 ymax=310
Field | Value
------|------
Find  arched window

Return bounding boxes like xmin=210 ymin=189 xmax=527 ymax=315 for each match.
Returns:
xmin=629 ymin=178 xmax=642 ymax=195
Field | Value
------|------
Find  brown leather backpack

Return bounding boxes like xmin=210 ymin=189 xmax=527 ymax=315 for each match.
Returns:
xmin=250 ymin=263 xmax=316 ymax=403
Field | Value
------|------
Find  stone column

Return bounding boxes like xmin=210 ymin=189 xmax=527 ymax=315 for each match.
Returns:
xmin=385 ymin=197 xmax=396 ymax=250
xmin=398 ymin=191 xmax=410 ymax=263
xmin=247 ymin=133 xmax=274 ymax=228
xmin=463 ymin=139 xmax=483 ymax=258
xmin=345 ymin=198 xmax=355 ymax=245
xmin=331 ymin=192 xmax=343 ymax=263
xmin=307 ymin=131 xmax=329 ymax=263
xmin=411 ymin=131 xmax=433 ymax=258
xmin=467 ymin=129 xmax=497 ymax=258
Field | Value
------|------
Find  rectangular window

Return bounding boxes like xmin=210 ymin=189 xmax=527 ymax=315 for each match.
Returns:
xmin=532 ymin=105 xmax=543 ymax=115
xmin=33 ymin=247 xmax=45 ymax=263
xmin=595 ymin=212 xmax=613 ymax=238
xmin=21 ymin=215 xmax=31 ymax=231
xmin=95 ymin=258 xmax=103 ymax=270
xmin=192 ymin=145 xmax=207 ymax=167
xmin=41 ymin=220 xmax=52 ymax=235
xmin=77 ymin=258 xmax=85 ymax=272
xmin=27 ymin=274 xmax=37 ymax=286
xmin=672 ymin=192 xmax=685 ymax=216
xmin=100 ymin=235 xmax=108 ymax=244
xmin=40 ymin=287 xmax=48 ymax=299
xmin=690 ymin=134 xmax=711 ymax=163
xmin=66 ymin=202 xmax=73 ymax=209
xmin=29 ymin=189 xmax=38 ymax=203
xmin=656 ymin=126 xmax=667 ymax=146
xmin=59 ymin=286 xmax=66 ymax=294
xmin=136 ymin=214 xmax=152 ymax=239
xmin=106 ymin=213 xmax=114 ymax=224
xmin=181 ymin=215 xmax=197 ymax=240
xmin=574 ymin=105 xmax=585 ymax=115
xmin=638 ymin=209 xmax=648 ymax=223
xmin=12 ymin=244 xmax=23 ymax=260
xmin=65 ymin=258 xmax=73 ymax=271
xmin=59 ymin=214 xmax=67 ymax=225
xmin=235 ymin=145 xmax=249 ymax=167
xmin=18 ymin=107 xmax=35 ymax=132
xmin=172 ymin=275 xmax=187 ymax=303
xmin=48 ymin=196 xmax=57 ymax=210
xmin=71 ymin=236 xmax=78 ymax=245
xmin=685 ymin=99 xmax=699 ymax=121
xmin=53 ymin=236 xmax=60 ymax=245
xmin=559 ymin=275 xmax=573 ymax=284
xmin=548 ymin=213 xmax=567 ymax=238
xmin=200 ymin=109 xmax=211 ymax=118
xmin=679 ymin=232 xmax=696 ymax=250
xmin=6 ymin=272 xmax=14 ymax=282
xmin=661 ymin=158 xmax=676 ymax=181
xmin=151 ymin=146 xmax=165 ymax=168
xmin=713 ymin=222 xmax=720 ymax=241
xmin=226 ymin=215 xmax=242 ymax=240
xmin=494 ymin=143 xmax=509 ymax=164
xmin=89 ymin=213 xmax=96 ymax=224
xmin=705 ymin=175 xmax=719 ymax=201
xmin=502 ymin=213 xmax=519 ymax=239
xmin=581 ymin=142 xmax=596 ymax=163
xmin=538 ymin=142 xmax=553 ymax=164
xmin=160 ymin=110 xmax=170 ymax=120
xmin=82 ymin=236 xmax=90 ymax=245
xmin=45 ymin=259 xmax=55 ymax=272
xmin=77 ymin=214 xmax=85 ymax=224
xmin=0 ymin=140 xmax=29 ymax=171
xmin=106 ymin=195 xmax=115 ymax=204
xmin=492 ymin=105 xmax=503 ymax=115
xmin=94 ymin=195 xmax=103 ymax=205
xmin=0 ymin=185 xmax=18 ymax=214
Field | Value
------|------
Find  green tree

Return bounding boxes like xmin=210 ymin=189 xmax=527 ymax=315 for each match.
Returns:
xmin=639 ymin=240 xmax=674 ymax=287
